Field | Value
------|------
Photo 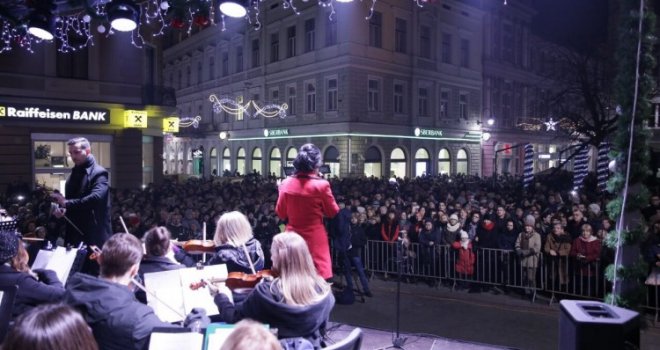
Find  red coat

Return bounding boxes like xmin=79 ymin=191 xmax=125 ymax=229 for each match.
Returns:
xmin=276 ymin=173 xmax=340 ymax=279
xmin=452 ymin=241 xmax=476 ymax=276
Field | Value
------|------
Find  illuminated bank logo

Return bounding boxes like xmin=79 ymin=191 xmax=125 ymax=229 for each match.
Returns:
xmin=414 ymin=127 xmax=420 ymax=137
xmin=0 ymin=106 xmax=5 ymax=117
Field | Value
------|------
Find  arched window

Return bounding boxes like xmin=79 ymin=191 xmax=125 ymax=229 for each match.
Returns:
xmin=270 ymin=148 xmax=282 ymax=177
xmin=390 ymin=148 xmax=406 ymax=178
xmin=177 ymin=148 xmax=184 ymax=174
xmin=210 ymin=147 xmax=218 ymax=176
xmin=438 ymin=148 xmax=451 ymax=175
xmin=364 ymin=146 xmax=382 ymax=178
xmin=414 ymin=148 xmax=430 ymax=177
xmin=252 ymin=147 xmax=262 ymax=175
xmin=222 ymin=147 xmax=231 ymax=174
xmin=237 ymin=147 xmax=246 ymax=175
xmin=286 ymin=147 xmax=297 ymax=166
xmin=324 ymin=146 xmax=340 ymax=177
xmin=186 ymin=146 xmax=193 ymax=175
xmin=456 ymin=149 xmax=468 ymax=175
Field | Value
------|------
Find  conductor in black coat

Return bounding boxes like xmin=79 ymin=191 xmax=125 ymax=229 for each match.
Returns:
xmin=51 ymin=137 xmax=111 ymax=249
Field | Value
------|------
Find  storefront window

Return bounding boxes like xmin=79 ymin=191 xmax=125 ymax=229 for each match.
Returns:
xmin=286 ymin=147 xmax=297 ymax=167
xmin=252 ymin=148 xmax=262 ymax=175
xmin=270 ymin=148 xmax=282 ymax=177
xmin=237 ymin=147 xmax=246 ymax=175
xmin=32 ymin=136 xmax=112 ymax=193
xmin=390 ymin=147 xmax=406 ymax=178
xmin=210 ymin=148 xmax=218 ymax=176
xmin=364 ymin=146 xmax=382 ymax=178
xmin=414 ymin=148 xmax=429 ymax=177
xmin=324 ymin=146 xmax=340 ymax=177
xmin=222 ymin=147 xmax=231 ymax=174
xmin=438 ymin=148 xmax=451 ymax=175
xmin=456 ymin=148 xmax=468 ymax=175
xmin=142 ymin=136 xmax=153 ymax=186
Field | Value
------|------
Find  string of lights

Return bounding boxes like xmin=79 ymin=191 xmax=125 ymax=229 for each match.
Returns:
xmin=209 ymin=94 xmax=288 ymax=119
xmin=0 ymin=0 xmax=439 ymax=54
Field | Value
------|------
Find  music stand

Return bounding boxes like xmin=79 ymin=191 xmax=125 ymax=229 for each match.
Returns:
xmin=0 ymin=284 xmax=18 ymax=343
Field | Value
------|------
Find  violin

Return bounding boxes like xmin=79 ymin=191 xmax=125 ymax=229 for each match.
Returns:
xmin=189 ymin=269 xmax=276 ymax=291
xmin=178 ymin=240 xmax=216 ymax=255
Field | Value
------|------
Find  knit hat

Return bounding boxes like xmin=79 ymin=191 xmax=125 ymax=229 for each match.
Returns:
xmin=524 ymin=215 xmax=535 ymax=227
xmin=460 ymin=230 xmax=469 ymax=240
xmin=0 ymin=230 xmax=19 ymax=262
xmin=588 ymin=203 xmax=601 ymax=216
xmin=449 ymin=214 xmax=459 ymax=222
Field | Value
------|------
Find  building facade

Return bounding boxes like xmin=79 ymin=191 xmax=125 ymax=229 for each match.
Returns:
xmin=164 ymin=0 xmax=485 ymax=179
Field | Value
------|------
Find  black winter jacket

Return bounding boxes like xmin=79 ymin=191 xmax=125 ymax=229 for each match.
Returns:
xmin=0 ymin=265 xmax=64 ymax=317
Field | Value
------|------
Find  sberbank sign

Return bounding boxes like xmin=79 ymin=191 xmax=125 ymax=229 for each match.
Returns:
xmin=0 ymin=104 xmax=110 ymax=124
xmin=263 ymin=128 xmax=289 ymax=137
xmin=414 ymin=127 xmax=443 ymax=137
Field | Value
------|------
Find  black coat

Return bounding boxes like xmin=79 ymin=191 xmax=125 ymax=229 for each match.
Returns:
xmin=214 ymin=279 xmax=335 ymax=349
xmin=64 ymin=155 xmax=111 ymax=247
xmin=330 ymin=208 xmax=352 ymax=253
xmin=206 ymin=237 xmax=264 ymax=273
xmin=64 ymin=273 xmax=176 ymax=350
xmin=0 ymin=265 xmax=64 ymax=317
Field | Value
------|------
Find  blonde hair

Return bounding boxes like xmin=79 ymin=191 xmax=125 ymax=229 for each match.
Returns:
xmin=219 ymin=319 xmax=280 ymax=350
xmin=270 ymin=232 xmax=331 ymax=306
xmin=214 ymin=211 xmax=254 ymax=247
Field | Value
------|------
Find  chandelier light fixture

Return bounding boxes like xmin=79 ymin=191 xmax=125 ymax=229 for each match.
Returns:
xmin=108 ymin=0 xmax=140 ymax=32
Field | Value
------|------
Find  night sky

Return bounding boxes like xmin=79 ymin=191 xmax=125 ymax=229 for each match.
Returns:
xmin=531 ymin=0 xmax=610 ymax=49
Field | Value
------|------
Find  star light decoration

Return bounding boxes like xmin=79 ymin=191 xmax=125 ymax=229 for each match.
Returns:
xmin=544 ymin=118 xmax=559 ymax=131
xmin=209 ymin=94 xmax=287 ymax=119
xmin=0 ymin=0 xmax=432 ymax=54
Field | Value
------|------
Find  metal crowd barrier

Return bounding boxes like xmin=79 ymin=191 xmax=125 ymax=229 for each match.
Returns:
xmin=332 ymin=240 xmax=660 ymax=317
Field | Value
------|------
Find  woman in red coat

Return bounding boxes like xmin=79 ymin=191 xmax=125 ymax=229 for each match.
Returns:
xmin=276 ymin=144 xmax=340 ymax=280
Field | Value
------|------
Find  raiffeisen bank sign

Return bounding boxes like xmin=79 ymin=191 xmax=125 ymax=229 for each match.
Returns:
xmin=0 ymin=104 xmax=110 ymax=124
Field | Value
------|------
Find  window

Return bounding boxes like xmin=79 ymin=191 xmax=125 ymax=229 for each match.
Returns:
xmin=287 ymin=26 xmax=296 ymax=58
xmin=324 ymin=146 xmax=340 ymax=176
xmin=390 ymin=148 xmax=406 ymax=178
xmin=364 ymin=146 xmax=382 ymax=178
xmin=186 ymin=65 xmax=191 ymax=87
xmin=441 ymin=33 xmax=451 ymax=64
xmin=326 ymin=78 xmax=338 ymax=111
xmin=197 ymin=61 xmax=202 ymax=84
xmin=460 ymin=39 xmax=470 ymax=68
xmin=287 ymin=85 xmax=297 ymax=115
xmin=438 ymin=149 xmax=451 ymax=175
xmin=270 ymin=33 xmax=279 ymax=62
xmin=222 ymin=52 xmax=229 ymax=76
xmin=252 ymin=148 xmax=262 ymax=175
xmin=236 ymin=46 xmax=243 ymax=73
xmin=368 ymin=79 xmax=380 ymax=112
xmin=305 ymin=19 xmax=315 ymax=53
xmin=177 ymin=70 xmax=182 ymax=89
xmin=456 ymin=149 xmax=468 ymax=174
xmin=223 ymin=147 xmax=231 ymax=173
xmin=414 ymin=148 xmax=429 ymax=177
xmin=210 ymin=147 xmax=218 ymax=176
xmin=418 ymin=87 xmax=428 ymax=116
xmin=271 ymin=88 xmax=279 ymax=103
xmin=209 ymin=57 xmax=215 ymax=80
xmin=286 ymin=147 xmax=297 ymax=166
xmin=440 ymin=90 xmax=449 ymax=119
xmin=237 ymin=148 xmax=246 ymax=175
xmin=325 ymin=16 xmax=337 ymax=46
xmin=306 ymin=82 xmax=316 ymax=113
xmin=270 ymin=148 xmax=282 ymax=177
xmin=503 ymin=23 xmax=514 ymax=62
xmin=394 ymin=83 xmax=404 ymax=114
xmin=369 ymin=12 xmax=382 ymax=48
xmin=252 ymin=39 xmax=260 ymax=68
xmin=420 ymin=25 xmax=431 ymax=58
xmin=395 ymin=18 xmax=407 ymax=53
xmin=459 ymin=93 xmax=468 ymax=119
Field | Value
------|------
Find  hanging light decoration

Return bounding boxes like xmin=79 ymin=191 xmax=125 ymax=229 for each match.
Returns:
xmin=108 ymin=0 xmax=140 ymax=32
xmin=0 ymin=0 xmax=430 ymax=54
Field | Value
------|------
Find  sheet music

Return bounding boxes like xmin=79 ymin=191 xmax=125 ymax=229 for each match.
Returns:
xmin=31 ymin=247 xmax=79 ymax=286
xmin=144 ymin=264 xmax=227 ymax=323
xmin=148 ymin=331 xmax=204 ymax=350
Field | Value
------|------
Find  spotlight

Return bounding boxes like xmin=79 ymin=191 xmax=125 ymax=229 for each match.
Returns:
xmin=27 ymin=11 xmax=55 ymax=41
xmin=219 ymin=0 xmax=248 ymax=18
xmin=108 ymin=0 xmax=140 ymax=32
xmin=482 ymin=132 xmax=491 ymax=141
xmin=487 ymin=118 xmax=495 ymax=126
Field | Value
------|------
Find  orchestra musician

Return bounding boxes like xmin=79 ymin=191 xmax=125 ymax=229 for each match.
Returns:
xmin=276 ymin=143 xmax=340 ymax=280
xmin=210 ymin=231 xmax=335 ymax=349
xmin=50 ymin=137 xmax=112 ymax=275
xmin=0 ymin=230 xmax=64 ymax=318
xmin=64 ymin=233 xmax=193 ymax=350
xmin=207 ymin=211 xmax=264 ymax=273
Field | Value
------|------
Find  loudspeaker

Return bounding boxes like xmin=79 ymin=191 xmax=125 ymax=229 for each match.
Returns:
xmin=559 ymin=300 xmax=639 ymax=350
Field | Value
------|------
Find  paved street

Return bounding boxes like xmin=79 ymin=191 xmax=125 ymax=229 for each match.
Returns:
xmin=328 ymin=278 xmax=660 ymax=350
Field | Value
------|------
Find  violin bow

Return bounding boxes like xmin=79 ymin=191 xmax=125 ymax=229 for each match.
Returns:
xmin=119 ymin=216 xmax=130 ymax=235
xmin=202 ymin=222 xmax=207 ymax=263
xmin=241 ymin=243 xmax=257 ymax=275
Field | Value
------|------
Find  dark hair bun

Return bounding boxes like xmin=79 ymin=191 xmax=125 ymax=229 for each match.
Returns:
xmin=293 ymin=143 xmax=321 ymax=173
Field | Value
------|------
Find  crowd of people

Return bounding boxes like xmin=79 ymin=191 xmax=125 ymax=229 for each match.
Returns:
xmin=0 ymin=138 xmax=659 ymax=349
